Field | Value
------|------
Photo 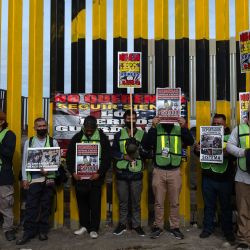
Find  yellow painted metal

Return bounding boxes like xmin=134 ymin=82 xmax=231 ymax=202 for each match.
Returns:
xmin=154 ymin=0 xmax=168 ymax=40
xmin=93 ymin=0 xmax=106 ymax=40
xmin=216 ymin=101 xmax=231 ymax=127
xmin=101 ymin=183 xmax=107 ymax=221
xmin=246 ymin=73 xmax=250 ymax=92
xmin=113 ymin=0 xmax=127 ymax=39
xmin=141 ymin=167 xmax=148 ymax=226
xmin=195 ymin=0 xmax=209 ymax=40
xmin=134 ymin=0 xmax=148 ymax=39
xmin=235 ymin=0 xmax=249 ymax=42
xmin=70 ymin=185 xmax=79 ymax=229
xmin=175 ymin=0 xmax=189 ymax=39
xmin=7 ymin=0 xmax=23 ymax=223
xmin=72 ymin=8 xmax=86 ymax=43
xmin=112 ymin=173 xmax=119 ymax=223
xmin=28 ymin=0 xmax=43 ymax=138
xmin=215 ymin=0 xmax=229 ymax=41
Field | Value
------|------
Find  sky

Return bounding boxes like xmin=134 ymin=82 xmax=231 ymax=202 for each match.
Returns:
xmin=0 ymin=0 xmax=242 ymax=97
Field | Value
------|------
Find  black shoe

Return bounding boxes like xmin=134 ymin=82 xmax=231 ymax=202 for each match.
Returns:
xmin=113 ymin=223 xmax=127 ymax=236
xmin=16 ymin=235 xmax=31 ymax=245
xmin=236 ymin=243 xmax=249 ymax=250
xmin=150 ymin=227 xmax=163 ymax=239
xmin=169 ymin=228 xmax=184 ymax=240
xmin=225 ymin=233 xmax=235 ymax=243
xmin=199 ymin=231 xmax=211 ymax=238
xmin=5 ymin=230 xmax=16 ymax=241
xmin=39 ymin=233 xmax=48 ymax=241
xmin=133 ymin=226 xmax=145 ymax=236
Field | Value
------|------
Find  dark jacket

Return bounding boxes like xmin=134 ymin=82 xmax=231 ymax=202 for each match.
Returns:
xmin=66 ymin=128 xmax=111 ymax=186
xmin=141 ymin=124 xmax=194 ymax=170
xmin=0 ymin=129 xmax=16 ymax=185
xmin=112 ymin=128 xmax=148 ymax=181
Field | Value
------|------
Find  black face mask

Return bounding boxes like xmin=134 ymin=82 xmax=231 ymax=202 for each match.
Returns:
xmin=125 ymin=122 xmax=136 ymax=129
xmin=37 ymin=129 xmax=47 ymax=137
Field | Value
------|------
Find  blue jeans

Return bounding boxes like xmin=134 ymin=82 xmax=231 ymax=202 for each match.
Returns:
xmin=202 ymin=175 xmax=233 ymax=235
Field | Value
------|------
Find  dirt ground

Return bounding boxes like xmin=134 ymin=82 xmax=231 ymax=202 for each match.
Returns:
xmin=0 ymin=225 xmax=236 ymax=250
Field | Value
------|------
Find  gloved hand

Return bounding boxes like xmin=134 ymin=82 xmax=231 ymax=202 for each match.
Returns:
xmin=125 ymin=137 xmax=140 ymax=160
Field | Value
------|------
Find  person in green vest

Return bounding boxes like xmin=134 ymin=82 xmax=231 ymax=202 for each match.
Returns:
xmin=0 ymin=111 xmax=16 ymax=241
xmin=112 ymin=110 xmax=147 ymax=237
xmin=194 ymin=113 xmax=235 ymax=243
xmin=66 ymin=115 xmax=111 ymax=239
xmin=226 ymin=110 xmax=250 ymax=250
xmin=17 ymin=117 xmax=59 ymax=245
xmin=141 ymin=115 xmax=194 ymax=239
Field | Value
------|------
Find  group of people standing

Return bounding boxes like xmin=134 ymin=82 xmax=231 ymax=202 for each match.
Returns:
xmin=0 ymin=109 xmax=250 ymax=250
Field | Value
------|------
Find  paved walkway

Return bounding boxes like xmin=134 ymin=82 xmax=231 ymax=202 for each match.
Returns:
xmin=0 ymin=226 xmax=236 ymax=250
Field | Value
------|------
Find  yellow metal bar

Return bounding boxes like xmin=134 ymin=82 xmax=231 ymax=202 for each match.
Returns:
xmin=101 ymin=183 xmax=107 ymax=221
xmin=71 ymin=6 xmax=86 ymax=42
xmin=195 ymin=0 xmax=209 ymax=40
xmin=93 ymin=0 xmax=106 ymax=40
xmin=134 ymin=0 xmax=148 ymax=39
xmin=113 ymin=0 xmax=127 ymax=39
xmin=70 ymin=186 xmax=79 ymax=229
xmin=154 ymin=0 xmax=168 ymax=40
xmin=175 ymin=0 xmax=189 ymax=39
xmin=7 ymin=0 xmax=23 ymax=223
xmin=28 ymin=0 xmax=43 ymax=138
xmin=141 ymin=167 xmax=148 ymax=226
xmin=215 ymin=0 xmax=229 ymax=41
xmin=112 ymin=173 xmax=119 ymax=223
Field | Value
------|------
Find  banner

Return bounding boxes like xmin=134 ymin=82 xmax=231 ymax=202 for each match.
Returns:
xmin=53 ymin=93 xmax=188 ymax=157
xmin=240 ymin=30 xmax=250 ymax=73
xmin=239 ymin=92 xmax=250 ymax=123
xmin=156 ymin=88 xmax=181 ymax=123
xmin=200 ymin=126 xmax=224 ymax=164
xmin=76 ymin=143 xmax=99 ymax=179
xmin=26 ymin=147 xmax=60 ymax=171
xmin=118 ymin=52 xmax=141 ymax=88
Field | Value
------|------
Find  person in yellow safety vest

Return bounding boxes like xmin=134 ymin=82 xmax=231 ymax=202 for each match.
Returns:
xmin=112 ymin=110 xmax=148 ymax=237
xmin=66 ymin=115 xmax=111 ymax=239
xmin=141 ymin=115 xmax=194 ymax=239
xmin=17 ymin=118 xmax=59 ymax=245
xmin=0 ymin=111 xmax=16 ymax=241
xmin=194 ymin=113 xmax=236 ymax=244
xmin=226 ymin=110 xmax=250 ymax=250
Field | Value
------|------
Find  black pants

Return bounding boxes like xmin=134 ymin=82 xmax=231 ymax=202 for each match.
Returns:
xmin=75 ymin=181 xmax=102 ymax=232
xmin=23 ymin=182 xmax=54 ymax=237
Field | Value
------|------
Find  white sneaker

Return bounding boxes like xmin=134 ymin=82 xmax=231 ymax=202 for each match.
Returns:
xmin=74 ymin=227 xmax=87 ymax=235
xmin=90 ymin=231 xmax=98 ymax=239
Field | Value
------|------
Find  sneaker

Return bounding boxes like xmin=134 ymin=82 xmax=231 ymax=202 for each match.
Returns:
xmin=74 ymin=227 xmax=87 ymax=235
xmin=5 ymin=230 xmax=16 ymax=241
xmin=236 ymin=243 xmax=249 ymax=250
xmin=133 ymin=226 xmax=145 ymax=237
xmin=90 ymin=231 xmax=98 ymax=239
xmin=150 ymin=227 xmax=163 ymax=239
xmin=169 ymin=228 xmax=184 ymax=240
xmin=113 ymin=223 xmax=127 ymax=236
xmin=199 ymin=231 xmax=211 ymax=238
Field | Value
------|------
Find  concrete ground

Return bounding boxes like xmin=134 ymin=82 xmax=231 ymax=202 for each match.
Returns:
xmin=0 ymin=225 xmax=236 ymax=250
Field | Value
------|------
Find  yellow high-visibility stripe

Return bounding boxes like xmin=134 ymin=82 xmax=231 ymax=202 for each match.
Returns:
xmin=72 ymin=9 xmax=86 ymax=42
xmin=134 ymin=0 xmax=148 ymax=39
xmin=93 ymin=0 xmax=106 ymax=40
xmin=175 ymin=0 xmax=189 ymax=39
xmin=246 ymin=135 xmax=249 ymax=148
xmin=154 ymin=0 xmax=168 ymax=40
xmin=28 ymin=0 xmax=43 ymax=138
xmin=174 ymin=136 xmax=177 ymax=153
xmin=114 ymin=0 xmax=127 ymax=39
xmin=195 ymin=0 xmax=209 ymax=40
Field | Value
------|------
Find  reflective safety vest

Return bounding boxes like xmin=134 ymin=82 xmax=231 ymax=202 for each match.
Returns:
xmin=156 ymin=124 xmax=182 ymax=167
xmin=238 ymin=124 xmax=250 ymax=172
xmin=27 ymin=136 xmax=56 ymax=182
xmin=116 ymin=128 xmax=144 ymax=173
xmin=81 ymin=129 xmax=102 ymax=164
xmin=201 ymin=134 xmax=229 ymax=173
xmin=0 ymin=128 xmax=9 ymax=169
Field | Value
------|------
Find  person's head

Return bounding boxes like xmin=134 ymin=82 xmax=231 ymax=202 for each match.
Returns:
xmin=83 ymin=115 xmax=97 ymax=137
xmin=0 ymin=111 xmax=7 ymax=130
xmin=34 ymin=117 xmax=48 ymax=138
xmin=123 ymin=110 xmax=137 ymax=129
xmin=212 ymin=113 xmax=226 ymax=128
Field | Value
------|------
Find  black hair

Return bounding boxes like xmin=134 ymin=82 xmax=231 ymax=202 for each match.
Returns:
xmin=1 ymin=121 xmax=8 ymax=129
xmin=213 ymin=113 xmax=226 ymax=121
xmin=84 ymin=115 xmax=97 ymax=129
xmin=123 ymin=110 xmax=137 ymax=119
xmin=34 ymin=117 xmax=47 ymax=125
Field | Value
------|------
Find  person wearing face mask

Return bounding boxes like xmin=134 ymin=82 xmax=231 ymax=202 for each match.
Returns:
xmin=0 ymin=111 xmax=16 ymax=241
xmin=66 ymin=115 xmax=111 ymax=239
xmin=141 ymin=115 xmax=194 ymax=239
xmin=16 ymin=118 xmax=59 ymax=245
xmin=112 ymin=110 xmax=148 ymax=237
